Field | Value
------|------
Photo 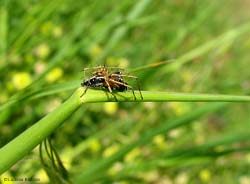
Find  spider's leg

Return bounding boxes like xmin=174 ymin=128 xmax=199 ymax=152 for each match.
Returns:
xmin=110 ymin=74 xmax=143 ymax=100
xmin=80 ymin=86 xmax=88 ymax=97
xmin=109 ymin=79 xmax=137 ymax=100
xmin=104 ymin=78 xmax=117 ymax=101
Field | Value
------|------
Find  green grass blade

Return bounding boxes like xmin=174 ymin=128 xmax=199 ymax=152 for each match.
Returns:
xmin=0 ymin=89 xmax=81 ymax=174
xmin=0 ymin=87 xmax=249 ymax=174
xmin=80 ymin=88 xmax=250 ymax=103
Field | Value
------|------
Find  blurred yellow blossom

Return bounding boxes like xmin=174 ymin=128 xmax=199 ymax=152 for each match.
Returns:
xmin=118 ymin=57 xmax=129 ymax=68
xmin=199 ymin=169 xmax=211 ymax=183
xmin=60 ymin=152 xmax=72 ymax=170
xmin=168 ymin=102 xmax=190 ymax=116
xmin=175 ymin=172 xmax=188 ymax=184
xmin=45 ymin=67 xmax=63 ymax=83
xmin=124 ymin=148 xmax=140 ymax=163
xmin=89 ymin=44 xmax=102 ymax=58
xmin=88 ymin=138 xmax=101 ymax=153
xmin=239 ymin=176 xmax=250 ymax=184
xmin=52 ymin=26 xmax=63 ymax=38
xmin=139 ymin=170 xmax=159 ymax=183
xmin=12 ymin=72 xmax=32 ymax=90
xmin=35 ymin=169 xmax=49 ymax=183
xmin=35 ymin=43 xmax=50 ymax=59
xmin=0 ymin=172 xmax=14 ymax=184
xmin=246 ymin=153 xmax=250 ymax=163
xmin=153 ymin=134 xmax=166 ymax=149
xmin=168 ymin=129 xmax=181 ymax=139
xmin=103 ymin=144 xmax=119 ymax=157
xmin=108 ymin=162 xmax=123 ymax=176
xmin=104 ymin=102 xmax=118 ymax=115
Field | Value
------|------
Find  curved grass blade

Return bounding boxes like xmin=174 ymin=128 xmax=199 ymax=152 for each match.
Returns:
xmin=0 ymin=87 xmax=250 ymax=174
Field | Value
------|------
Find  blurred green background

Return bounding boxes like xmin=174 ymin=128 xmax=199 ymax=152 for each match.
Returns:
xmin=1 ymin=0 xmax=250 ymax=183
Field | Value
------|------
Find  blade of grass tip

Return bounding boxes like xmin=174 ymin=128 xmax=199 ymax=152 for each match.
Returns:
xmin=95 ymin=0 xmax=152 ymax=64
xmin=0 ymin=89 xmax=82 ymax=174
xmin=74 ymin=102 xmax=227 ymax=184
xmin=128 ymin=59 xmax=175 ymax=73
xmin=0 ymin=0 xmax=8 ymax=67
xmin=160 ymin=21 xmax=250 ymax=74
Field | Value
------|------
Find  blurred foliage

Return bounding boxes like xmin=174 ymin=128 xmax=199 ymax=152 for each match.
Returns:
xmin=0 ymin=0 xmax=250 ymax=183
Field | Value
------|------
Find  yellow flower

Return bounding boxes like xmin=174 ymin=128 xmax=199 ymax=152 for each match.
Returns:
xmin=88 ymin=138 xmax=101 ymax=153
xmin=153 ymin=134 xmax=166 ymax=149
xmin=12 ymin=72 xmax=32 ymax=90
xmin=104 ymin=102 xmax=118 ymax=115
xmin=124 ymin=148 xmax=140 ymax=163
xmin=35 ymin=169 xmax=49 ymax=183
xmin=199 ymin=169 xmax=211 ymax=183
xmin=118 ymin=57 xmax=129 ymax=68
xmin=45 ymin=67 xmax=63 ymax=83
xmin=246 ymin=153 xmax=250 ymax=163
xmin=35 ymin=43 xmax=50 ymax=59
xmin=239 ymin=176 xmax=250 ymax=184
xmin=52 ymin=26 xmax=63 ymax=38
xmin=103 ymin=144 xmax=119 ymax=157
xmin=168 ymin=102 xmax=190 ymax=116
xmin=174 ymin=172 xmax=188 ymax=184
xmin=107 ymin=162 xmax=123 ymax=176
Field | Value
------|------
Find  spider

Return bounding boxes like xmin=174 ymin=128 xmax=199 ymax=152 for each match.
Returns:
xmin=80 ymin=66 xmax=143 ymax=100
